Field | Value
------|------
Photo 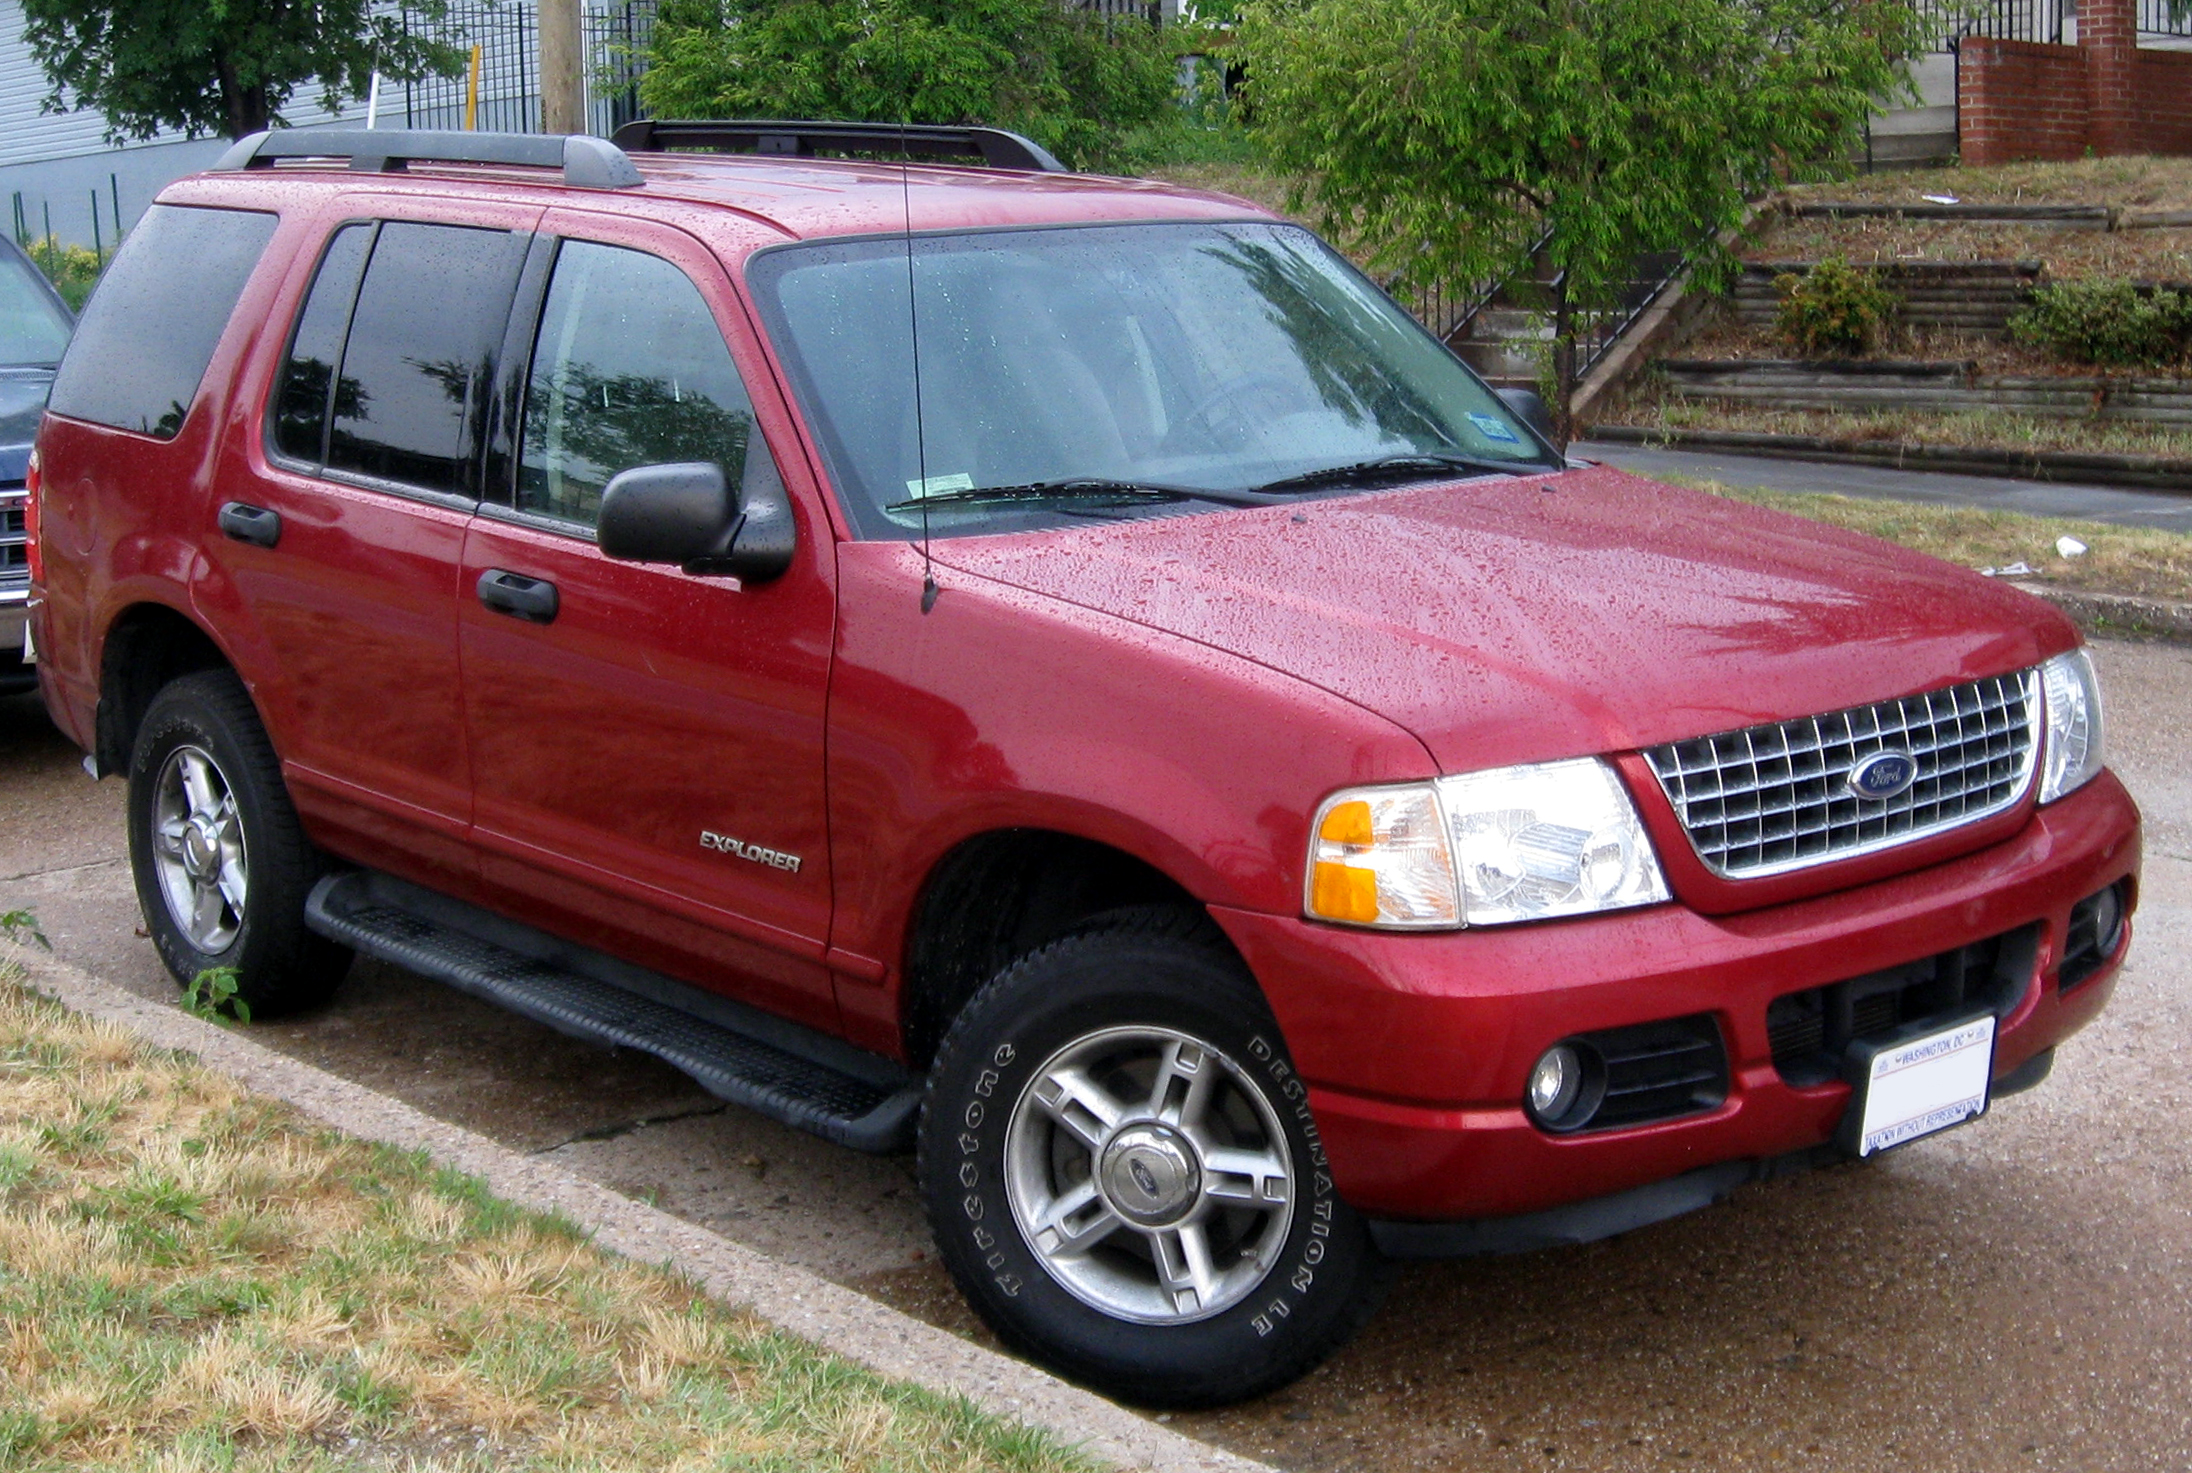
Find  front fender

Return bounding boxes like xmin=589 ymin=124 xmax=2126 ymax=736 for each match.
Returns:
xmin=824 ymin=542 xmax=1436 ymax=1043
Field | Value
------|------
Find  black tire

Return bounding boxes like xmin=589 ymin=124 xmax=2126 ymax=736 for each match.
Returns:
xmin=918 ymin=906 xmax=1391 ymax=1407
xmin=126 ymin=668 xmax=351 ymax=1015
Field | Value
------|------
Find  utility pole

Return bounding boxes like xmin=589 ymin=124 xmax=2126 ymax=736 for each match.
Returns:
xmin=540 ymin=0 xmax=585 ymax=134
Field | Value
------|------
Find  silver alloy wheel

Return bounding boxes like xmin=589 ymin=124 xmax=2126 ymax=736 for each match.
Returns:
xmin=1003 ymin=1024 xmax=1295 ymax=1325
xmin=150 ymin=743 xmax=249 ymax=953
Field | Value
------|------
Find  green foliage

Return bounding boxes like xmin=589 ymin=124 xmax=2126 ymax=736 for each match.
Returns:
xmin=17 ymin=234 xmax=102 ymax=312
xmin=19 ymin=0 xmax=467 ymax=142
xmin=1237 ymin=0 xmax=1926 ymax=439
xmin=638 ymin=0 xmax=1177 ymax=170
xmin=2009 ymin=277 xmax=2192 ymax=368
xmin=0 ymin=908 xmax=50 ymax=951
xmin=1773 ymin=256 xmax=1898 ymax=357
xmin=183 ymin=966 xmax=251 ymax=1025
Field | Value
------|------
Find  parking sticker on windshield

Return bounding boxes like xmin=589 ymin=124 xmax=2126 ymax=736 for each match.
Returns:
xmin=905 ymin=473 xmax=976 ymax=498
xmin=1466 ymin=412 xmax=1521 ymax=444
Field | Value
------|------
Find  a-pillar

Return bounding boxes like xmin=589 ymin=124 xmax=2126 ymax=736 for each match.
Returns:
xmin=2083 ymin=0 xmax=2140 ymax=156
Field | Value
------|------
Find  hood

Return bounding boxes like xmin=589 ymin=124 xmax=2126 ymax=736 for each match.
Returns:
xmin=931 ymin=464 xmax=2073 ymax=773
xmin=0 ymin=368 xmax=53 ymax=481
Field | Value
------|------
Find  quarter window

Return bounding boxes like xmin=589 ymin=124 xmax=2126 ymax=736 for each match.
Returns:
xmin=47 ymin=204 xmax=277 ymax=439
xmin=517 ymin=240 xmax=773 ymax=528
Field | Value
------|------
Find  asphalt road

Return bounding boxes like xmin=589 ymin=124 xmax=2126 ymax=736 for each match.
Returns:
xmin=4 ymin=638 xmax=2188 ymax=1472
xmin=1577 ymin=440 xmax=2192 ymax=533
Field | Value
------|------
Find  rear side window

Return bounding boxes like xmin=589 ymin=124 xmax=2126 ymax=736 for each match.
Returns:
xmin=48 ymin=204 xmax=277 ymax=439
xmin=277 ymin=221 xmax=526 ymax=498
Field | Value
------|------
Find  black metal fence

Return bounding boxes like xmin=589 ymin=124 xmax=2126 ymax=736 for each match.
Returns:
xmin=387 ymin=0 xmax=655 ymax=136
xmin=1906 ymin=0 xmax=2192 ymax=47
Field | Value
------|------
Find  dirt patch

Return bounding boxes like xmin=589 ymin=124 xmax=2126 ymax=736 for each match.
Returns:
xmin=1675 ymin=317 xmax=2123 ymax=377
xmin=1743 ymin=216 xmax=2192 ymax=281
xmin=1782 ymin=156 xmax=2192 ymax=209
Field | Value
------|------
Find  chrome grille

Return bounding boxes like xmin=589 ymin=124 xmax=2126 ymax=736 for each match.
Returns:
xmin=1644 ymin=671 xmax=2040 ymax=879
xmin=0 ymin=487 xmax=25 ymax=588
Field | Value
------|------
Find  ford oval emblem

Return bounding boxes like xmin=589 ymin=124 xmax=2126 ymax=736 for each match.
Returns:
xmin=1847 ymin=750 xmax=1918 ymax=801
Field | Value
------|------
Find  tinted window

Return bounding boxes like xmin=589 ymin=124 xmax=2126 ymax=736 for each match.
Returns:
xmin=0 ymin=246 xmax=71 ymax=369
xmin=47 ymin=204 xmax=276 ymax=439
xmin=270 ymin=224 xmax=373 ymax=465
xmin=517 ymin=240 xmax=772 ymax=527
xmin=326 ymin=222 xmax=526 ymax=496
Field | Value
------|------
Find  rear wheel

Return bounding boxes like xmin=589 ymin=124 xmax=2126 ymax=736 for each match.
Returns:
xmin=126 ymin=669 xmax=350 ymax=1015
xmin=918 ymin=907 xmax=1389 ymax=1407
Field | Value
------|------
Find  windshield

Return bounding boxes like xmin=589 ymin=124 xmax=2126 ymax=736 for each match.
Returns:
xmin=748 ymin=221 xmax=1556 ymax=539
xmin=0 ymin=247 xmax=72 ymax=369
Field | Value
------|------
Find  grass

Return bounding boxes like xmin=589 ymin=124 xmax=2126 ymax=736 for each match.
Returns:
xmin=1607 ymin=389 xmax=2192 ymax=462
xmin=1781 ymin=155 xmax=2192 ymax=209
xmin=0 ymin=963 xmax=1096 ymax=1473
xmin=1677 ymin=479 xmax=2192 ymax=604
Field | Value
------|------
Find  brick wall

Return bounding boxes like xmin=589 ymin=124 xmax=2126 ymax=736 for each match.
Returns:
xmin=1959 ymin=39 xmax=2092 ymax=165
xmin=2134 ymin=48 xmax=2192 ymax=157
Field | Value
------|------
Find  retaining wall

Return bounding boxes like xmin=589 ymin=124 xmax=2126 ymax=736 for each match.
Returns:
xmin=1961 ymin=36 xmax=2192 ymax=164
xmin=1659 ymin=358 xmax=2192 ymax=423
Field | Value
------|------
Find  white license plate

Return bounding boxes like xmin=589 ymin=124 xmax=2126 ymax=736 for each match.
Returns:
xmin=1850 ymin=1014 xmax=1996 ymax=1157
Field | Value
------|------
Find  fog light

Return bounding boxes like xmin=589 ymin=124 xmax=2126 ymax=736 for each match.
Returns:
xmin=2091 ymin=883 xmax=2125 ymax=956
xmin=1528 ymin=1045 xmax=1583 ymax=1123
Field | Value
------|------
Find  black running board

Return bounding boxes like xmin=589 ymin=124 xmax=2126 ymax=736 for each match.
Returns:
xmin=305 ymin=870 xmax=920 ymax=1153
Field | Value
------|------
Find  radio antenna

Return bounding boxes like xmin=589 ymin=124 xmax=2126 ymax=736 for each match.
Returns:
xmin=900 ymin=102 xmax=937 ymax=612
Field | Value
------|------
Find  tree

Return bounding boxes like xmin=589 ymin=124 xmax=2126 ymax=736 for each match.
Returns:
xmin=21 ymin=0 xmax=466 ymax=143
xmin=1236 ymin=0 xmax=1925 ymax=444
xmin=638 ymin=0 xmax=1178 ymax=170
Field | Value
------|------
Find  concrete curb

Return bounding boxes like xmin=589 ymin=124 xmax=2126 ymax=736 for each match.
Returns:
xmin=5 ymin=946 xmax=1276 ymax=1473
xmin=1584 ymin=424 xmax=2192 ymax=493
xmin=2007 ymin=582 xmax=2192 ymax=644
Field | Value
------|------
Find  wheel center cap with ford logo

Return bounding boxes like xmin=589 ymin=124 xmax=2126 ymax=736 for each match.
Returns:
xmin=1847 ymin=750 xmax=1919 ymax=801
xmin=1099 ymin=1124 xmax=1202 ymax=1227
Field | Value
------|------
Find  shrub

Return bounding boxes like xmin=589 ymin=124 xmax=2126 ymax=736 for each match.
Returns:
xmin=22 ymin=234 xmax=102 ymax=311
xmin=2008 ymin=277 xmax=2192 ymax=368
xmin=1773 ymin=256 xmax=1898 ymax=358
xmin=638 ymin=0 xmax=1177 ymax=171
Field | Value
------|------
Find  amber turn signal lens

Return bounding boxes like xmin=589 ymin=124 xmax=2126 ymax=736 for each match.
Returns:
xmin=1310 ymin=859 xmax=1379 ymax=923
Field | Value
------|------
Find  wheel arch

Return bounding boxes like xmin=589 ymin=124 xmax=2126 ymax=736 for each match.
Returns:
xmin=899 ymin=826 xmax=1242 ymax=1069
xmin=94 ymin=600 xmax=239 ymax=777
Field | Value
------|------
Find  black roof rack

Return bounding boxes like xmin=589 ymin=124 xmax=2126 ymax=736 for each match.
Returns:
xmin=609 ymin=119 xmax=1067 ymax=174
xmin=210 ymin=129 xmax=645 ymax=190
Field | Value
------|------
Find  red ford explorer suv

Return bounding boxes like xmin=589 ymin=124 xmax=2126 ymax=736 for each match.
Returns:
xmin=27 ymin=124 xmax=2139 ymax=1406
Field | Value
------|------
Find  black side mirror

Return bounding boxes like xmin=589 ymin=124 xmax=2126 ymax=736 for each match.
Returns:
xmin=1494 ymin=386 xmax=1555 ymax=442
xmin=596 ymin=458 xmax=796 ymax=582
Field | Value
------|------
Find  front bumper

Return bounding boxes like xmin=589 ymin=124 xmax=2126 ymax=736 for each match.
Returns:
xmin=1212 ymin=770 xmax=2141 ymax=1225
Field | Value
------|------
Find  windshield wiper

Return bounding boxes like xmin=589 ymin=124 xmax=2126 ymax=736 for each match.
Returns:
xmin=1248 ymin=452 xmax=1538 ymax=495
xmin=885 ymin=477 xmax=1269 ymax=513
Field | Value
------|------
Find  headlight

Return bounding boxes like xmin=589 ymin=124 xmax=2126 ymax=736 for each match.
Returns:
xmin=1438 ymin=758 xmax=1670 ymax=925
xmin=2038 ymin=648 xmax=2105 ymax=803
xmin=1305 ymin=757 xmax=1669 ymax=929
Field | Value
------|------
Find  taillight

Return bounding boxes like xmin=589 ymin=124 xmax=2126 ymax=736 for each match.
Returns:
xmin=23 ymin=447 xmax=41 ymax=585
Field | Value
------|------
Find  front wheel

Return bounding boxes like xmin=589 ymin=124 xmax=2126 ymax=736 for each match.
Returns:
xmin=918 ymin=908 xmax=1390 ymax=1407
